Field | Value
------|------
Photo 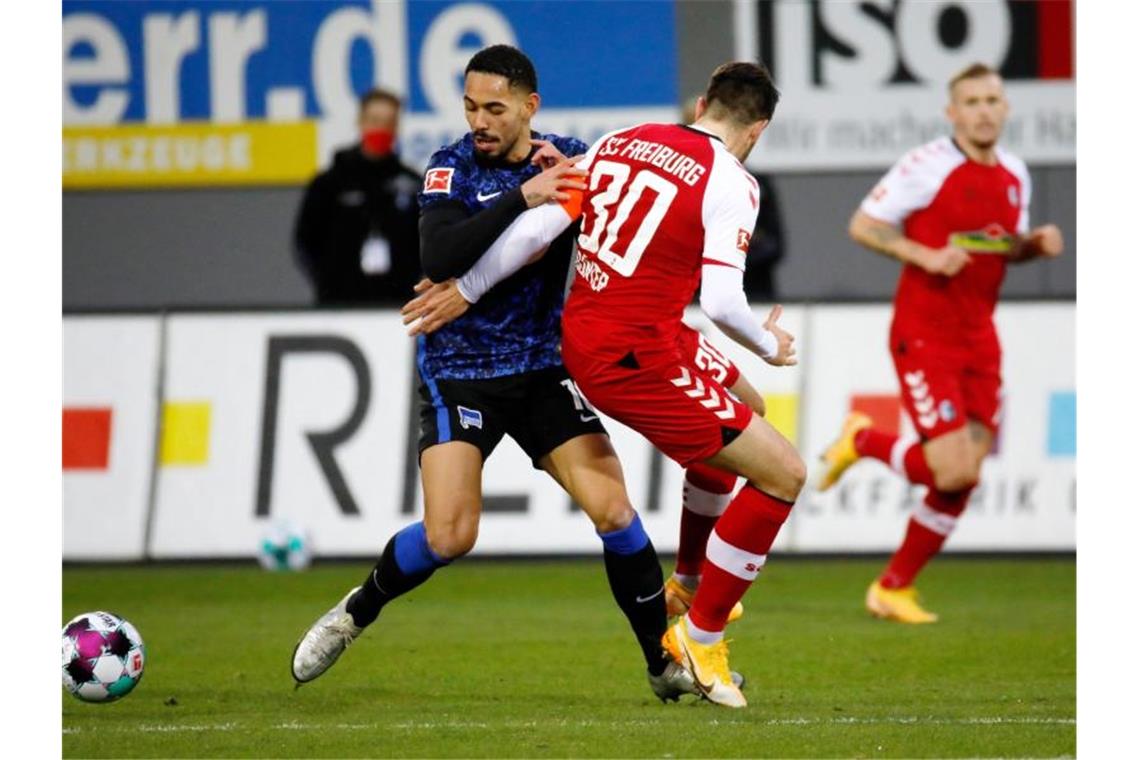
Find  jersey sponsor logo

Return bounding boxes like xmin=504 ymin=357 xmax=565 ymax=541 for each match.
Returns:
xmin=939 ymin=399 xmax=957 ymax=423
xmin=949 ymin=224 xmax=1013 ymax=253
xmin=1008 ymin=185 xmax=1019 ymax=207
xmin=457 ymin=406 xmax=483 ymax=430
xmin=476 ymin=190 xmax=501 ymax=202
xmin=736 ymin=228 xmax=752 ymax=253
xmin=423 ymin=167 xmax=454 ymax=194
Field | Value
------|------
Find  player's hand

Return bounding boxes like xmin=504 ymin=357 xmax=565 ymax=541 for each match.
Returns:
xmin=923 ymin=245 xmax=971 ymax=277
xmin=762 ymin=304 xmax=797 ymax=367
xmin=530 ymin=139 xmax=567 ymax=169
xmin=521 ymin=158 xmax=588 ymax=208
xmin=1028 ymin=224 xmax=1064 ymax=258
xmin=402 ymin=278 xmax=471 ymax=337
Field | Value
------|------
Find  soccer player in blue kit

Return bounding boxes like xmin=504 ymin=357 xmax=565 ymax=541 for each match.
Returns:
xmin=292 ymin=45 xmax=710 ymax=701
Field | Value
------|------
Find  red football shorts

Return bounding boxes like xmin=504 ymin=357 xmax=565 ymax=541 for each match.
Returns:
xmin=562 ymin=326 xmax=752 ymax=467
xmin=890 ymin=326 xmax=1002 ymax=440
xmin=674 ymin=325 xmax=741 ymax=388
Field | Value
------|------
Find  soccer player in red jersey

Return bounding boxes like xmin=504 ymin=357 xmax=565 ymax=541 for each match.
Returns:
xmin=815 ymin=63 xmax=1064 ymax=624
xmin=560 ymin=62 xmax=802 ymax=709
xmin=406 ymin=62 xmax=800 ymax=707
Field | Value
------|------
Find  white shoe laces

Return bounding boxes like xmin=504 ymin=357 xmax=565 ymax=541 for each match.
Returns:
xmin=315 ymin=616 xmax=358 ymax=658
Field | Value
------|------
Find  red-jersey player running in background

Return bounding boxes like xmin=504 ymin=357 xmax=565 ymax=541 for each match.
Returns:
xmin=815 ymin=63 xmax=1064 ymax=624
xmin=404 ymin=62 xmax=800 ymax=708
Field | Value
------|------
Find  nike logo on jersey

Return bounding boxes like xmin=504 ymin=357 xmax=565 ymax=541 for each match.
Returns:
xmin=476 ymin=190 xmax=502 ymax=202
xmin=635 ymin=587 xmax=664 ymax=603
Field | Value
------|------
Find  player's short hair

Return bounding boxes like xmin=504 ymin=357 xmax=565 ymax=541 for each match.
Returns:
xmin=948 ymin=63 xmax=1001 ymax=92
xmin=704 ymin=62 xmax=780 ymax=126
xmin=359 ymin=87 xmax=402 ymax=114
xmin=465 ymin=45 xmax=538 ymax=94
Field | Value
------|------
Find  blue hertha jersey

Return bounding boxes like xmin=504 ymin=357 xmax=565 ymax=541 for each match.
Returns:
xmin=416 ymin=131 xmax=588 ymax=381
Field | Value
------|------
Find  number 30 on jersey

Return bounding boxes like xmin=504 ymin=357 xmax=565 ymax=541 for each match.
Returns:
xmin=577 ymin=160 xmax=678 ymax=278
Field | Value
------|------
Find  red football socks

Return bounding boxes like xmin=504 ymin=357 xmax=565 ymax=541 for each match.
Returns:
xmin=675 ymin=464 xmax=736 ymax=577
xmin=688 ymin=484 xmax=792 ymax=633
xmin=853 ymin=428 xmax=934 ymax=488
xmin=879 ymin=487 xmax=971 ymax=589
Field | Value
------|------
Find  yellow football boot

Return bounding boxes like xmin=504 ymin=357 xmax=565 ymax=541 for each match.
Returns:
xmin=815 ymin=411 xmax=873 ymax=491
xmin=661 ymin=620 xmax=746 ymax=708
xmin=664 ymin=576 xmax=744 ymax=623
xmin=865 ymin=580 xmax=939 ymax=624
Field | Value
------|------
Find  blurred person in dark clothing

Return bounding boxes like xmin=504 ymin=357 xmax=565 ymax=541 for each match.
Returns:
xmin=294 ymin=88 xmax=422 ymax=306
xmin=684 ymin=96 xmax=786 ymax=300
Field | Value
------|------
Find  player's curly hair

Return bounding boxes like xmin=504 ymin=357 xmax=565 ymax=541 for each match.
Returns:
xmin=465 ymin=45 xmax=538 ymax=93
xmin=704 ymin=62 xmax=780 ymax=126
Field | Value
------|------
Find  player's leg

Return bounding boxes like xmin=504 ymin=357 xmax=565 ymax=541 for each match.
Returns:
xmin=666 ymin=329 xmax=751 ymax=620
xmin=517 ymin=367 xmax=710 ymax=701
xmin=345 ymin=441 xmax=484 ymax=627
xmin=537 ymin=434 xmax=673 ymax=673
xmin=868 ymin=362 xmax=996 ymax=623
xmin=292 ymin=371 xmax=501 ymax=684
xmin=683 ymin=413 xmax=803 ymax=634
xmin=662 ymin=413 xmax=803 ymax=708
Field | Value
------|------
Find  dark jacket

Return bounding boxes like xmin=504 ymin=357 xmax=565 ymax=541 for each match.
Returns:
xmin=293 ymin=146 xmax=422 ymax=306
xmin=743 ymin=173 xmax=785 ymax=301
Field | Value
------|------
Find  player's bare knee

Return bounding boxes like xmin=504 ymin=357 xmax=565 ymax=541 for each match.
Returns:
xmin=785 ymin=451 xmax=807 ymax=495
xmin=588 ymin=499 xmax=635 ymax=534
xmin=425 ymin=518 xmax=479 ymax=560
xmin=931 ymin=460 xmax=977 ymax=493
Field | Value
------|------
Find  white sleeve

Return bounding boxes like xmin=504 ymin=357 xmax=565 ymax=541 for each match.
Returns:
xmin=999 ymin=150 xmax=1032 ymax=234
xmin=699 ymin=264 xmax=778 ymax=359
xmin=860 ymin=144 xmax=954 ymax=227
xmin=701 ymin=150 xmax=759 ymax=271
xmin=456 ymin=202 xmax=575 ymax=303
xmin=456 ymin=130 xmax=626 ymax=302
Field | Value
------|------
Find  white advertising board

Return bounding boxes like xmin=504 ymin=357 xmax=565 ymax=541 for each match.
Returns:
xmin=63 ymin=302 xmax=1074 ymax=560
xmin=736 ymin=0 xmax=1075 ymax=171
xmin=796 ymin=303 xmax=1075 ymax=551
xmin=150 ymin=313 xmax=415 ymax=558
xmin=63 ymin=316 xmax=161 ymax=560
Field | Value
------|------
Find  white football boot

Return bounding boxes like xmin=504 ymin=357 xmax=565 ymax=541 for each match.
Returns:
xmin=291 ymin=587 xmax=364 ymax=684
xmin=648 ymin=660 xmax=747 ymax=702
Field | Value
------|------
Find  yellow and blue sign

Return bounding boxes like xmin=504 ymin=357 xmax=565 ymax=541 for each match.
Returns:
xmin=62 ymin=0 xmax=679 ymax=188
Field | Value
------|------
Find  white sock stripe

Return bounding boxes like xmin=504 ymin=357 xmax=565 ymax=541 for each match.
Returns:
xmin=705 ymin=530 xmax=766 ymax=581
xmin=912 ymin=502 xmax=958 ymax=536
xmin=889 ymin=437 xmax=910 ymax=475
xmin=682 ymin=480 xmax=731 ymax=517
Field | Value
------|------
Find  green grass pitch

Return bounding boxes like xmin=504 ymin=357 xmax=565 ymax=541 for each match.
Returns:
xmin=63 ymin=557 xmax=1074 ymax=758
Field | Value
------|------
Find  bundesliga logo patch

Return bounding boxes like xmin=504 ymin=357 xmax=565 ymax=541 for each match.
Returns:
xmin=736 ymin=228 xmax=752 ymax=253
xmin=424 ymin=167 xmax=454 ymax=194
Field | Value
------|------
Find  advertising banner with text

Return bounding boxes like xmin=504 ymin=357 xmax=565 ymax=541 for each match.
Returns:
xmin=62 ymin=0 xmax=679 ymax=188
xmin=63 ymin=303 xmax=1073 ymax=559
xmin=738 ymin=0 xmax=1075 ymax=171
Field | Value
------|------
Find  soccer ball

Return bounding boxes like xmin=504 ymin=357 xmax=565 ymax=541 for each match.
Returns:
xmin=257 ymin=519 xmax=311 ymax=571
xmin=62 ymin=611 xmax=145 ymax=703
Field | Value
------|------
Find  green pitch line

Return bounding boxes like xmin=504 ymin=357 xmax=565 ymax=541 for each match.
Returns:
xmin=63 ymin=558 xmax=1074 ymax=758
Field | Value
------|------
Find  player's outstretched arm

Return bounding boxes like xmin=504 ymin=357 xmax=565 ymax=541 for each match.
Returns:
xmin=849 ymin=210 xmax=970 ymax=278
xmin=699 ymin=264 xmax=795 ymax=366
